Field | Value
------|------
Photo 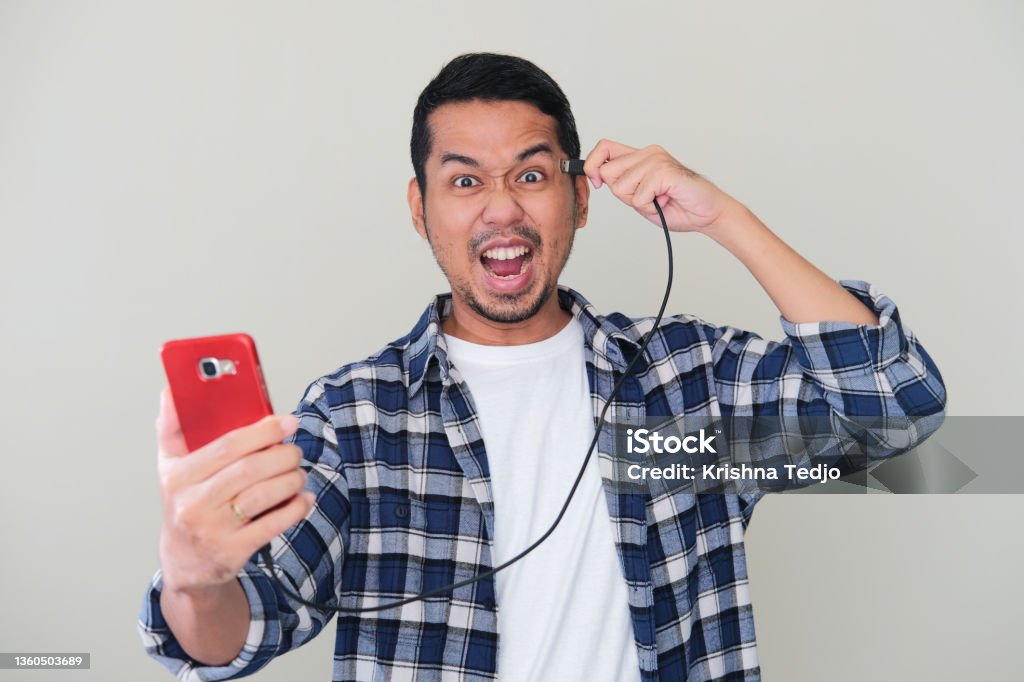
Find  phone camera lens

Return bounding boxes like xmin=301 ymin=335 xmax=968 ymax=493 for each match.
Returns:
xmin=199 ymin=359 xmax=220 ymax=379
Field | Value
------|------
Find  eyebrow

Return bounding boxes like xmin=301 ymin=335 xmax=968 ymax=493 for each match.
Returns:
xmin=439 ymin=143 xmax=554 ymax=168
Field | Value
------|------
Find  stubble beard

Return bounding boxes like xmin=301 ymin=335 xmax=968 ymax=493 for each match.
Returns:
xmin=424 ymin=218 xmax=577 ymax=325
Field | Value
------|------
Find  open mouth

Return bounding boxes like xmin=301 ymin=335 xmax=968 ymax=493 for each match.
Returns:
xmin=480 ymin=245 xmax=533 ymax=280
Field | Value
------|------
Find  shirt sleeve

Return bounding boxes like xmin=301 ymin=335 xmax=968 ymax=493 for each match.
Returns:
xmin=704 ymin=279 xmax=947 ymax=515
xmin=137 ymin=381 xmax=349 ymax=680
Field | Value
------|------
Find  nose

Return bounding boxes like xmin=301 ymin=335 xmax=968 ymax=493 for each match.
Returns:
xmin=480 ymin=184 xmax=526 ymax=227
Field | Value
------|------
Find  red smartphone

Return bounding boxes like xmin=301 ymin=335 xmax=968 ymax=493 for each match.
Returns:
xmin=160 ymin=333 xmax=274 ymax=452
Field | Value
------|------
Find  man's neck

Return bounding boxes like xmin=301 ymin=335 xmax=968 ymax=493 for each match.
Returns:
xmin=442 ymin=293 xmax=572 ymax=346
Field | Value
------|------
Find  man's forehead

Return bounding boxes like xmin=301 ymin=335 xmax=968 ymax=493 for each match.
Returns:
xmin=427 ymin=100 xmax=561 ymax=163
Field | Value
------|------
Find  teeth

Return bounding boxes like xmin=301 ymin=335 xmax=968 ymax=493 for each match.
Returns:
xmin=482 ymin=245 xmax=530 ymax=260
xmin=481 ymin=248 xmax=532 ymax=280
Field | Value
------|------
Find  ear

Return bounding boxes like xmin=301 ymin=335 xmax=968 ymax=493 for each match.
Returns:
xmin=573 ymin=175 xmax=590 ymax=229
xmin=407 ymin=177 xmax=427 ymax=239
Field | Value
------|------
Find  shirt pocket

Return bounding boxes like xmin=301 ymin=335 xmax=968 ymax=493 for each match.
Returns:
xmin=345 ymin=492 xmax=455 ymax=640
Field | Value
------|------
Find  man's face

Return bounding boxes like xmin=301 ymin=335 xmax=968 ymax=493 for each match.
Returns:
xmin=408 ymin=99 xmax=588 ymax=325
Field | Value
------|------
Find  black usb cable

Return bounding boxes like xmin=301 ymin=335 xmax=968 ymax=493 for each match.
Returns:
xmin=259 ymin=159 xmax=675 ymax=613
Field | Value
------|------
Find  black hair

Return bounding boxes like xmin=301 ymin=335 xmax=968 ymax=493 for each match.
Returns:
xmin=411 ymin=53 xmax=580 ymax=196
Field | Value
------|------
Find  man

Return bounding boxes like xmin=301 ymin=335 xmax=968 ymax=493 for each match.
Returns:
xmin=139 ymin=53 xmax=946 ymax=681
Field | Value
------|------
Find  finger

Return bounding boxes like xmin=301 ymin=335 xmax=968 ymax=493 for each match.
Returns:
xmin=606 ymin=159 xmax=646 ymax=204
xmin=605 ymin=152 xmax=664 ymax=206
xmin=631 ymin=169 xmax=676 ymax=213
xmin=156 ymin=387 xmax=190 ymax=458
xmin=594 ymin=153 xmax=637 ymax=191
xmin=236 ymin=491 xmax=316 ymax=556
xmin=187 ymin=414 xmax=299 ymax=484
xmin=582 ymin=139 xmax=638 ymax=188
xmin=231 ymin=468 xmax=309 ymax=522
xmin=202 ymin=442 xmax=304 ymax=507
xmin=596 ymin=145 xmax=666 ymax=194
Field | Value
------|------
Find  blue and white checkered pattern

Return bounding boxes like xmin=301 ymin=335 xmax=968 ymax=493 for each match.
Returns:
xmin=139 ymin=281 xmax=946 ymax=681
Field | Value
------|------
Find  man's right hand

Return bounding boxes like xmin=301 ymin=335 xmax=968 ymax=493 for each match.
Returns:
xmin=155 ymin=386 xmax=316 ymax=595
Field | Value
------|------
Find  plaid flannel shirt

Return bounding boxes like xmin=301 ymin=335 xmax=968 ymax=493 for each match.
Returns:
xmin=139 ymin=281 xmax=947 ymax=681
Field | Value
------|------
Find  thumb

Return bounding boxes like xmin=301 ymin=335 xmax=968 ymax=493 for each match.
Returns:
xmin=156 ymin=386 xmax=190 ymax=458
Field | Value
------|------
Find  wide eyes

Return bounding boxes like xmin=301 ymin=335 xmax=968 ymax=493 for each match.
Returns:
xmin=451 ymin=169 xmax=547 ymax=189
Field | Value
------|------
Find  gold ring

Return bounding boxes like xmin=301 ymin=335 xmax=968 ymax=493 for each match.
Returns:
xmin=230 ymin=499 xmax=249 ymax=523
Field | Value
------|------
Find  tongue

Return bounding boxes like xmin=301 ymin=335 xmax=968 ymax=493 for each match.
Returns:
xmin=485 ymin=256 xmax=526 ymax=277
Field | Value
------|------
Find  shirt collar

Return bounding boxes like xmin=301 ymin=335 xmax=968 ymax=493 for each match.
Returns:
xmin=406 ymin=285 xmax=642 ymax=397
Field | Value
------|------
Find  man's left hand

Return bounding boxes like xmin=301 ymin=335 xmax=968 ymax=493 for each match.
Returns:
xmin=582 ymin=139 xmax=739 ymax=233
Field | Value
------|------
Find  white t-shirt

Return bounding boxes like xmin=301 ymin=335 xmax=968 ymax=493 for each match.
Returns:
xmin=444 ymin=317 xmax=642 ymax=682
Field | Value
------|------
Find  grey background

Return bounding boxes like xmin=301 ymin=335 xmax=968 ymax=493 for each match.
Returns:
xmin=1 ymin=1 xmax=1021 ymax=680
